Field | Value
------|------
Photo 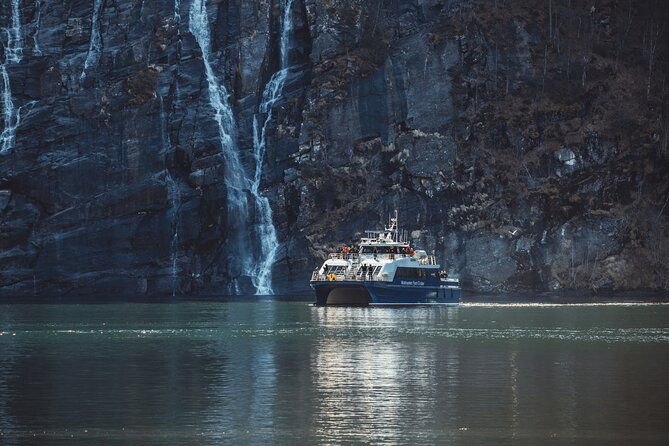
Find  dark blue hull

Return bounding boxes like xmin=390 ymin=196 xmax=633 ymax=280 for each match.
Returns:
xmin=311 ymin=280 xmax=460 ymax=306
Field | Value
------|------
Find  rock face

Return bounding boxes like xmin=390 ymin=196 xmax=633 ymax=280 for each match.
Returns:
xmin=0 ymin=0 xmax=668 ymax=297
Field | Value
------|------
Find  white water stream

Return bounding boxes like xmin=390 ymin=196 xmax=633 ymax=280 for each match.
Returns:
xmin=188 ymin=0 xmax=295 ymax=295
xmin=174 ymin=0 xmax=181 ymax=22
xmin=189 ymin=0 xmax=254 ymax=293
xmin=0 ymin=65 xmax=19 ymax=154
xmin=5 ymin=0 xmax=23 ymax=63
xmin=33 ymin=0 xmax=42 ymax=55
xmin=0 ymin=0 xmax=22 ymax=153
xmin=250 ymin=0 xmax=295 ymax=294
xmin=81 ymin=0 xmax=104 ymax=79
xmin=165 ymin=172 xmax=181 ymax=296
xmin=160 ymin=96 xmax=181 ymax=296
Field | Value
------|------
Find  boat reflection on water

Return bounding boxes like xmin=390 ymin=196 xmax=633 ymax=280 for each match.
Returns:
xmin=309 ymin=306 xmax=461 ymax=442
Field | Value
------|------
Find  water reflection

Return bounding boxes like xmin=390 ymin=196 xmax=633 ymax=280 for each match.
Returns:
xmin=0 ymin=336 xmax=20 ymax=442
xmin=0 ymin=302 xmax=668 ymax=444
xmin=310 ymin=307 xmax=459 ymax=443
xmin=200 ymin=302 xmax=278 ymax=440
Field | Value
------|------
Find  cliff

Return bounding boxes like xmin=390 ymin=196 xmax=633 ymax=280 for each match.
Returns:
xmin=1 ymin=0 xmax=668 ymax=297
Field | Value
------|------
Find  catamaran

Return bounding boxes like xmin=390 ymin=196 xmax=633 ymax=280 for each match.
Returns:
xmin=310 ymin=212 xmax=461 ymax=306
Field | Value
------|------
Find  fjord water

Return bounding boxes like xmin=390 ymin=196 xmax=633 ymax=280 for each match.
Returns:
xmin=1 ymin=302 xmax=668 ymax=445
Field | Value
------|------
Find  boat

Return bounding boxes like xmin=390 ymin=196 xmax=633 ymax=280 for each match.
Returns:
xmin=310 ymin=211 xmax=461 ymax=306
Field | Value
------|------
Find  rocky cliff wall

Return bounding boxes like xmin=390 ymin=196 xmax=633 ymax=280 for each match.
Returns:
xmin=0 ymin=0 xmax=668 ymax=297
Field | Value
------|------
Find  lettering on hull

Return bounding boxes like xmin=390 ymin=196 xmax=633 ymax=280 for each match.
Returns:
xmin=400 ymin=280 xmax=425 ymax=286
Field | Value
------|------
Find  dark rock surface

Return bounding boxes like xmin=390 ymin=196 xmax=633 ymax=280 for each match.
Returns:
xmin=0 ymin=0 xmax=668 ymax=297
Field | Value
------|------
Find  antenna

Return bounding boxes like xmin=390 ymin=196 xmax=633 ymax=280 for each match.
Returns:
xmin=395 ymin=210 xmax=399 ymax=239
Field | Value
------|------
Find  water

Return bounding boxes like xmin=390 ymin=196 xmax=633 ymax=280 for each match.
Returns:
xmin=165 ymin=172 xmax=181 ymax=296
xmin=4 ymin=0 xmax=23 ymax=64
xmin=189 ymin=0 xmax=287 ymax=295
xmin=81 ymin=0 xmax=104 ymax=79
xmin=174 ymin=0 xmax=181 ymax=23
xmin=189 ymin=0 xmax=253 ymax=294
xmin=0 ymin=64 xmax=19 ymax=154
xmin=0 ymin=301 xmax=667 ymax=445
xmin=279 ymin=0 xmax=294 ymax=69
xmin=0 ymin=0 xmax=22 ymax=153
xmin=32 ymin=0 xmax=42 ymax=56
xmin=250 ymin=0 xmax=294 ymax=294
xmin=159 ymin=95 xmax=182 ymax=296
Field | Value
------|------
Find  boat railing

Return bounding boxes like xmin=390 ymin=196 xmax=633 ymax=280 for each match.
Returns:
xmin=328 ymin=253 xmax=359 ymax=261
xmin=328 ymin=252 xmax=422 ymax=261
xmin=420 ymin=255 xmax=437 ymax=265
xmin=311 ymin=271 xmax=382 ymax=282
xmin=320 ymin=253 xmax=438 ymax=269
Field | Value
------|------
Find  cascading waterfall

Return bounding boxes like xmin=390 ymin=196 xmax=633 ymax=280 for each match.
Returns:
xmin=0 ymin=64 xmax=19 ymax=154
xmin=189 ymin=0 xmax=254 ymax=293
xmin=249 ymin=0 xmax=295 ymax=294
xmin=160 ymin=96 xmax=181 ymax=296
xmin=81 ymin=0 xmax=104 ymax=79
xmin=1 ymin=0 xmax=23 ymax=154
xmin=33 ymin=0 xmax=42 ymax=55
xmin=279 ymin=0 xmax=294 ymax=69
xmin=174 ymin=0 xmax=181 ymax=22
xmin=5 ymin=0 xmax=23 ymax=63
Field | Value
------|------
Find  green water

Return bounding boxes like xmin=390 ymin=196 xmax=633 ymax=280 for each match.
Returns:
xmin=1 ymin=301 xmax=668 ymax=445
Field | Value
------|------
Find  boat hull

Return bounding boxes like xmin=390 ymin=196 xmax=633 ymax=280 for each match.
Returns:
xmin=311 ymin=280 xmax=460 ymax=306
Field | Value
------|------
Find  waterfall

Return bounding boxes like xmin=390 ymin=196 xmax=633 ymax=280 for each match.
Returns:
xmin=189 ymin=0 xmax=254 ymax=293
xmin=1 ymin=0 xmax=23 ymax=153
xmin=5 ymin=0 xmax=23 ymax=63
xmin=81 ymin=0 xmax=104 ymax=79
xmin=33 ymin=0 xmax=42 ymax=55
xmin=279 ymin=0 xmax=294 ymax=69
xmin=160 ymin=95 xmax=181 ymax=296
xmin=187 ymin=0 xmax=295 ymax=294
xmin=174 ymin=0 xmax=181 ymax=22
xmin=0 ymin=64 xmax=19 ymax=154
xmin=249 ymin=0 xmax=295 ymax=294
xmin=165 ymin=172 xmax=181 ymax=296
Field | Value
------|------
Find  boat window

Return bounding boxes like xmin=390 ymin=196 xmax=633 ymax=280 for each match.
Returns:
xmin=324 ymin=265 xmax=346 ymax=275
xmin=395 ymin=267 xmax=436 ymax=279
xmin=360 ymin=246 xmax=401 ymax=254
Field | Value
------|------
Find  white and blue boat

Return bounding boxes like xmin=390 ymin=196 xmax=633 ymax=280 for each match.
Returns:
xmin=310 ymin=212 xmax=461 ymax=306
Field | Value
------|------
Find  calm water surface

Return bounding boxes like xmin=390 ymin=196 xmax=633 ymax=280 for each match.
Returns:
xmin=1 ymin=301 xmax=668 ymax=445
